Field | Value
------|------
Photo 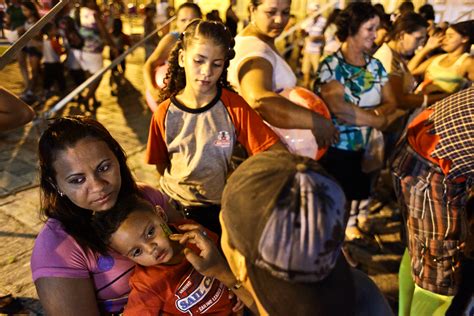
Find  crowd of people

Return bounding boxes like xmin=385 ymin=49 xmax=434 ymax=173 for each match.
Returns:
xmin=1 ymin=0 xmax=473 ymax=315
xmin=2 ymin=0 xmax=133 ymax=108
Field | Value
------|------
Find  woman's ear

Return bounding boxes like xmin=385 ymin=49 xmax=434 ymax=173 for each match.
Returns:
xmin=47 ymin=177 xmax=64 ymax=196
xmin=178 ymin=49 xmax=185 ymax=68
xmin=249 ymin=5 xmax=257 ymax=21
xmin=397 ymin=31 xmax=405 ymax=41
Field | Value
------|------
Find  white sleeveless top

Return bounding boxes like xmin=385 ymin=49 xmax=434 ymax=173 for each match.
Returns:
xmin=425 ymin=53 xmax=469 ymax=93
xmin=228 ymin=35 xmax=297 ymax=93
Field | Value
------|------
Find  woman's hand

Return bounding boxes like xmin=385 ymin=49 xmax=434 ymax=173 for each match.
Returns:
xmin=170 ymin=224 xmax=258 ymax=314
xmin=311 ymin=114 xmax=339 ymax=148
xmin=169 ymin=224 xmax=231 ymax=280
xmin=423 ymin=33 xmax=443 ymax=52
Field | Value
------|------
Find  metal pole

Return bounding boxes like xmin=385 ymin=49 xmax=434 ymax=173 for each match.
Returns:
xmin=0 ymin=0 xmax=70 ymax=70
xmin=43 ymin=15 xmax=176 ymax=118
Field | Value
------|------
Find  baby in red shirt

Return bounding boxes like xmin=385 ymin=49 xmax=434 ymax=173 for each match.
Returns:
xmin=93 ymin=195 xmax=240 ymax=315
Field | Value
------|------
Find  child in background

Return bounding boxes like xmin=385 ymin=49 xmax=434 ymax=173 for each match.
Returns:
xmin=42 ymin=22 xmax=66 ymax=100
xmin=57 ymin=16 xmax=86 ymax=89
xmin=146 ymin=20 xmax=282 ymax=235
xmin=92 ymin=194 xmax=242 ymax=315
xmin=109 ymin=18 xmax=130 ymax=96
xmin=143 ymin=4 xmax=158 ymax=61
xmin=18 ymin=1 xmax=42 ymax=102
xmin=144 ymin=2 xmax=202 ymax=104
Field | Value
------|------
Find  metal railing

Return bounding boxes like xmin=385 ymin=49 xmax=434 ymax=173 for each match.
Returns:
xmin=0 ymin=0 xmax=70 ymax=70
xmin=0 ymin=0 xmax=176 ymax=122
xmin=43 ymin=15 xmax=175 ymax=119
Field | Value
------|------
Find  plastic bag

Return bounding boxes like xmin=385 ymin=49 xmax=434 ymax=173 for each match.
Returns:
xmin=361 ymin=128 xmax=385 ymax=173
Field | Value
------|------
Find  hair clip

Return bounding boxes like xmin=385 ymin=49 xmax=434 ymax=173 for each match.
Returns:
xmin=160 ymin=223 xmax=173 ymax=237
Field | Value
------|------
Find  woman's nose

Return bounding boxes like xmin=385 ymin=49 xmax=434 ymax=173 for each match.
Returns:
xmin=90 ymin=175 xmax=107 ymax=192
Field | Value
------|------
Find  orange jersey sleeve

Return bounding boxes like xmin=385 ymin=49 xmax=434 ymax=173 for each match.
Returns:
xmin=221 ymin=89 xmax=280 ymax=155
xmin=146 ymin=99 xmax=171 ymax=165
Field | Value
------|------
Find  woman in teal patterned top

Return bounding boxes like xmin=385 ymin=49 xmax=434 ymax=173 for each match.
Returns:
xmin=314 ymin=2 xmax=398 ymax=241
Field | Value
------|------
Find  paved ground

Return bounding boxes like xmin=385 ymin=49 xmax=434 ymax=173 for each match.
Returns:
xmin=0 ymin=47 xmax=404 ymax=315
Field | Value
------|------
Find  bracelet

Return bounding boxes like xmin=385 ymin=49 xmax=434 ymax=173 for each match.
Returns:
xmin=422 ymin=94 xmax=428 ymax=108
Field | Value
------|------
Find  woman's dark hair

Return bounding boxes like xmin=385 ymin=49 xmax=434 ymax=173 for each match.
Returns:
xmin=335 ymin=2 xmax=378 ymax=42
xmin=42 ymin=22 xmax=55 ymax=35
xmin=399 ymin=1 xmax=415 ymax=16
xmin=38 ymin=116 xmax=139 ymax=254
xmin=373 ymin=3 xmax=385 ymax=16
xmin=159 ymin=19 xmax=235 ymax=102
xmin=450 ymin=20 xmax=474 ymax=51
xmin=419 ymin=4 xmax=435 ymax=21
xmin=249 ymin=0 xmax=263 ymax=7
xmin=177 ymin=2 xmax=202 ymax=19
xmin=389 ymin=12 xmax=428 ymax=41
xmin=323 ymin=8 xmax=341 ymax=34
xmin=21 ymin=1 xmax=40 ymax=20
xmin=92 ymin=194 xmax=153 ymax=251
xmin=206 ymin=9 xmax=222 ymax=22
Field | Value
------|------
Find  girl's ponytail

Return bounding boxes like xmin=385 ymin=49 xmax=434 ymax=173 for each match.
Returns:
xmin=159 ymin=39 xmax=186 ymax=102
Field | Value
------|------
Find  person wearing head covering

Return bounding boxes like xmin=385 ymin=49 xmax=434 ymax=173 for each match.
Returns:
xmin=392 ymin=87 xmax=474 ymax=315
xmin=171 ymin=150 xmax=392 ymax=315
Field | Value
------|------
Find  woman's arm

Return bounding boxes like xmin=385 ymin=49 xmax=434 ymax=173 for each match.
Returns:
xmin=144 ymin=34 xmax=178 ymax=100
xmin=407 ymin=33 xmax=443 ymax=74
xmin=377 ymin=78 xmax=398 ymax=115
xmin=320 ymin=80 xmax=387 ymax=130
xmin=0 ymin=87 xmax=35 ymax=131
xmin=410 ymin=55 xmax=436 ymax=78
xmin=464 ymin=56 xmax=474 ymax=81
xmin=388 ymin=74 xmax=447 ymax=110
xmin=238 ymin=57 xmax=338 ymax=148
xmin=35 ymin=277 xmax=101 ymax=316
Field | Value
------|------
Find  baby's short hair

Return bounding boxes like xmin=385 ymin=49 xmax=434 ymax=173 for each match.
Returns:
xmin=92 ymin=194 xmax=154 ymax=245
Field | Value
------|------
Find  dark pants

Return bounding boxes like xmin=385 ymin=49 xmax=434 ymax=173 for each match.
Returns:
xmin=68 ymin=68 xmax=86 ymax=86
xmin=319 ymin=147 xmax=371 ymax=201
xmin=43 ymin=62 xmax=66 ymax=91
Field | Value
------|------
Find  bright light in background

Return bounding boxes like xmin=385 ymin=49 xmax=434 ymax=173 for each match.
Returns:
xmin=174 ymin=0 xmax=230 ymax=20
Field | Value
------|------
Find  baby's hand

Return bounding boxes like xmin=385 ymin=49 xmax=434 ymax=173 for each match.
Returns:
xmin=228 ymin=292 xmax=245 ymax=313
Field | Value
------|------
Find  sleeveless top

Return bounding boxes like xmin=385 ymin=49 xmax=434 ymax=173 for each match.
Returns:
xmin=228 ymin=35 xmax=297 ymax=93
xmin=425 ymin=53 xmax=469 ymax=94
